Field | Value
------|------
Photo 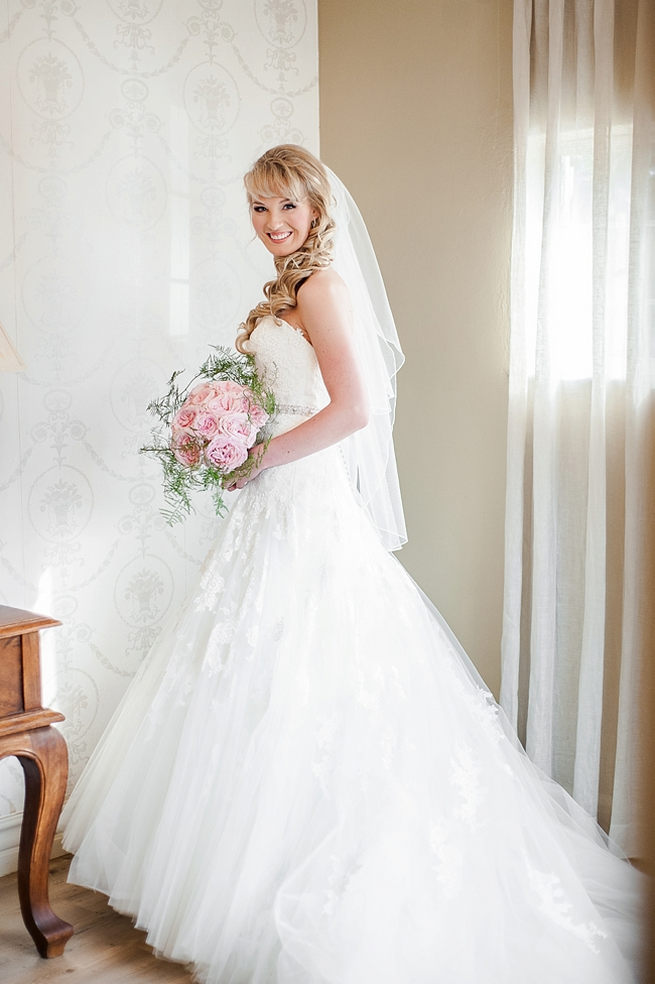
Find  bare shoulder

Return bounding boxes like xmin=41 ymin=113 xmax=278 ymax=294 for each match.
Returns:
xmin=296 ymin=268 xmax=351 ymax=324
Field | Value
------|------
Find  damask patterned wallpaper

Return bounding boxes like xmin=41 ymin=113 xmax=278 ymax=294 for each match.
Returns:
xmin=0 ymin=0 xmax=318 ymax=832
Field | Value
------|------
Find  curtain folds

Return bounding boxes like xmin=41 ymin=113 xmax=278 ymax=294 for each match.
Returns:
xmin=501 ymin=0 xmax=654 ymax=855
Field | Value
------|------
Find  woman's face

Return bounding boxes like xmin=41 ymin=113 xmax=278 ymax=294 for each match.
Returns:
xmin=250 ymin=195 xmax=318 ymax=257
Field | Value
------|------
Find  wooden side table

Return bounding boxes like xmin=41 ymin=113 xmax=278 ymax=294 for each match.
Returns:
xmin=0 ymin=605 xmax=73 ymax=957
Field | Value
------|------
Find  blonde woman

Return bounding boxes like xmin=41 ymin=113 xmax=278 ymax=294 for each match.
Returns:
xmin=63 ymin=146 xmax=641 ymax=984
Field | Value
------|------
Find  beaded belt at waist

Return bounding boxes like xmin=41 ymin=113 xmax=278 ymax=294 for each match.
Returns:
xmin=276 ymin=402 xmax=319 ymax=416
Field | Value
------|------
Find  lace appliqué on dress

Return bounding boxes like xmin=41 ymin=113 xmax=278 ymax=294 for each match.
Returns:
xmin=526 ymin=866 xmax=608 ymax=953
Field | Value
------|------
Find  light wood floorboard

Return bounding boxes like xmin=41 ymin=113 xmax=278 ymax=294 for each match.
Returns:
xmin=0 ymin=855 xmax=195 ymax=983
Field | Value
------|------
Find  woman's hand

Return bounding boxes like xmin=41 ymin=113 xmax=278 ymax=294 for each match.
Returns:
xmin=224 ymin=444 xmax=267 ymax=492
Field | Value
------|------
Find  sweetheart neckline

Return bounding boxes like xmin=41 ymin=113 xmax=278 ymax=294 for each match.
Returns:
xmin=255 ymin=314 xmax=313 ymax=349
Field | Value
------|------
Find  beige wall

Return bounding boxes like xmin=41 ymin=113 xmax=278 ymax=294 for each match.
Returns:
xmin=318 ymin=0 xmax=513 ymax=694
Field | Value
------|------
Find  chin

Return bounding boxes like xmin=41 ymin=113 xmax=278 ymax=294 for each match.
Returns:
xmin=267 ymin=244 xmax=296 ymax=258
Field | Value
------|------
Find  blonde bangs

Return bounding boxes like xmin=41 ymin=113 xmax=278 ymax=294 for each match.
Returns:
xmin=244 ymin=167 xmax=307 ymax=205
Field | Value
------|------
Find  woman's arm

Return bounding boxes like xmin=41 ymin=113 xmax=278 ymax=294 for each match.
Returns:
xmin=226 ymin=269 xmax=368 ymax=491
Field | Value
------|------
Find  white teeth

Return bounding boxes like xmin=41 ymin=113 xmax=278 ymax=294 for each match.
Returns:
xmin=269 ymin=232 xmax=291 ymax=241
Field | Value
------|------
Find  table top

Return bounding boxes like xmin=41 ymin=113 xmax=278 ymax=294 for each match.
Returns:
xmin=0 ymin=606 xmax=61 ymax=639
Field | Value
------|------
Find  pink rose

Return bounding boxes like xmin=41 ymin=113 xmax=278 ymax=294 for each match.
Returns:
xmin=193 ymin=410 xmax=220 ymax=439
xmin=173 ymin=405 xmax=198 ymax=430
xmin=171 ymin=435 xmax=202 ymax=467
xmin=218 ymin=410 xmax=258 ymax=446
xmin=187 ymin=382 xmax=218 ymax=405
xmin=208 ymin=380 xmax=249 ymax=413
xmin=246 ymin=400 xmax=268 ymax=429
xmin=204 ymin=434 xmax=249 ymax=472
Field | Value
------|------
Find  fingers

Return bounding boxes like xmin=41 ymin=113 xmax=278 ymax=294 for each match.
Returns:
xmin=225 ymin=464 xmax=262 ymax=492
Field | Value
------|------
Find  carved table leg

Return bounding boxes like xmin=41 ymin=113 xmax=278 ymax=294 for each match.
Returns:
xmin=15 ymin=727 xmax=74 ymax=958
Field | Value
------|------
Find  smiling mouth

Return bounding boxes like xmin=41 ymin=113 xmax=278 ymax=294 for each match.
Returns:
xmin=268 ymin=231 xmax=292 ymax=243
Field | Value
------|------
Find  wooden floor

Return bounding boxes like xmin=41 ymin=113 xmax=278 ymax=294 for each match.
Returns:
xmin=4 ymin=855 xmax=653 ymax=984
xmin=0 ymin=855 xmax=195 ymax=983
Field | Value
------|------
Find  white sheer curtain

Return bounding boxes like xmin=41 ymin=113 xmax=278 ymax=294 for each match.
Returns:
xmin=501 ymin=0 xmax=654 ymax=856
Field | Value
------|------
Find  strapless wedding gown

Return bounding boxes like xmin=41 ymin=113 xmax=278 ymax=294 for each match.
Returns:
xmin=62 ymin=315 xmax=643 ymax=984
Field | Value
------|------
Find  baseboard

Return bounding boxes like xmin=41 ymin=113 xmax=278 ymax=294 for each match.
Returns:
xmin=0 ymin=813 xmax=66 ymax=878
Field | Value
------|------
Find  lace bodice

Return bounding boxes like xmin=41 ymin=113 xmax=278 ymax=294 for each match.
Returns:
xmin=243 ymin=316 xmax=328 ymax=432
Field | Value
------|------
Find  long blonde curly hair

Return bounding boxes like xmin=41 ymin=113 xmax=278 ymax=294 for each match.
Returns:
xmin=236 ymin=145 xmax=335 ymax=353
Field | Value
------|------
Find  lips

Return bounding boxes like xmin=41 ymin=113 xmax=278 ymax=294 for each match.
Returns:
xmin=268 ymin=231 xmax=292 ymax=243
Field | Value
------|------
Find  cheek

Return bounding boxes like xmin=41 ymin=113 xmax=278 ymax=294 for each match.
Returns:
xmin=297 ymin=212 xmax=313 ymax=236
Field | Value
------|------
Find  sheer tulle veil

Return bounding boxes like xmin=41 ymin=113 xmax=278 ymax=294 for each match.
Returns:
xmin=325 ymin=167 xmax=407 ymax=552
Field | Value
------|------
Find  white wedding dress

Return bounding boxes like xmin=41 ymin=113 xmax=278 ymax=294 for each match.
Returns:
xmin=62 ymin=315 xmax=643 ymax=984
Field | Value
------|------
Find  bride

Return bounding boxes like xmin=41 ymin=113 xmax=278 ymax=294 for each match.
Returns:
xmin=62 ymin=145 xmax=642 ymax=984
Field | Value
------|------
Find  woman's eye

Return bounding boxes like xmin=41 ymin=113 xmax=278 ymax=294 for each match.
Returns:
xmin=253 ymin=205 xmax=266 ymax=213
xmin=282 ymin=202 xmax=296 ymax=210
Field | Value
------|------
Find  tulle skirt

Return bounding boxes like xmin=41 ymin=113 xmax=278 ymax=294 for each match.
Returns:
xmin=62 ymin=445 xmax=643 ymax=984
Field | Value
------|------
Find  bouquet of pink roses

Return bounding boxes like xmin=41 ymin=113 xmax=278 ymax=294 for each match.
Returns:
xmin=142 ymin=347 xmax=275 ymax=524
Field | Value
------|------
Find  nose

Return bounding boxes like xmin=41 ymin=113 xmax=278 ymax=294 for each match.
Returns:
xmin=266 ymin=209 xmax=285 ymax=230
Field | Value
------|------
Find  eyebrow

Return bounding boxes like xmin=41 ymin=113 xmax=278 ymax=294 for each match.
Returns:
xmin=251 ymin=197 xmax=294 ymax=205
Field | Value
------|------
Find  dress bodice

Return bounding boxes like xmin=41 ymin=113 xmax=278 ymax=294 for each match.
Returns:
xmin=242 ymin=316 xmax=328 ymax=432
